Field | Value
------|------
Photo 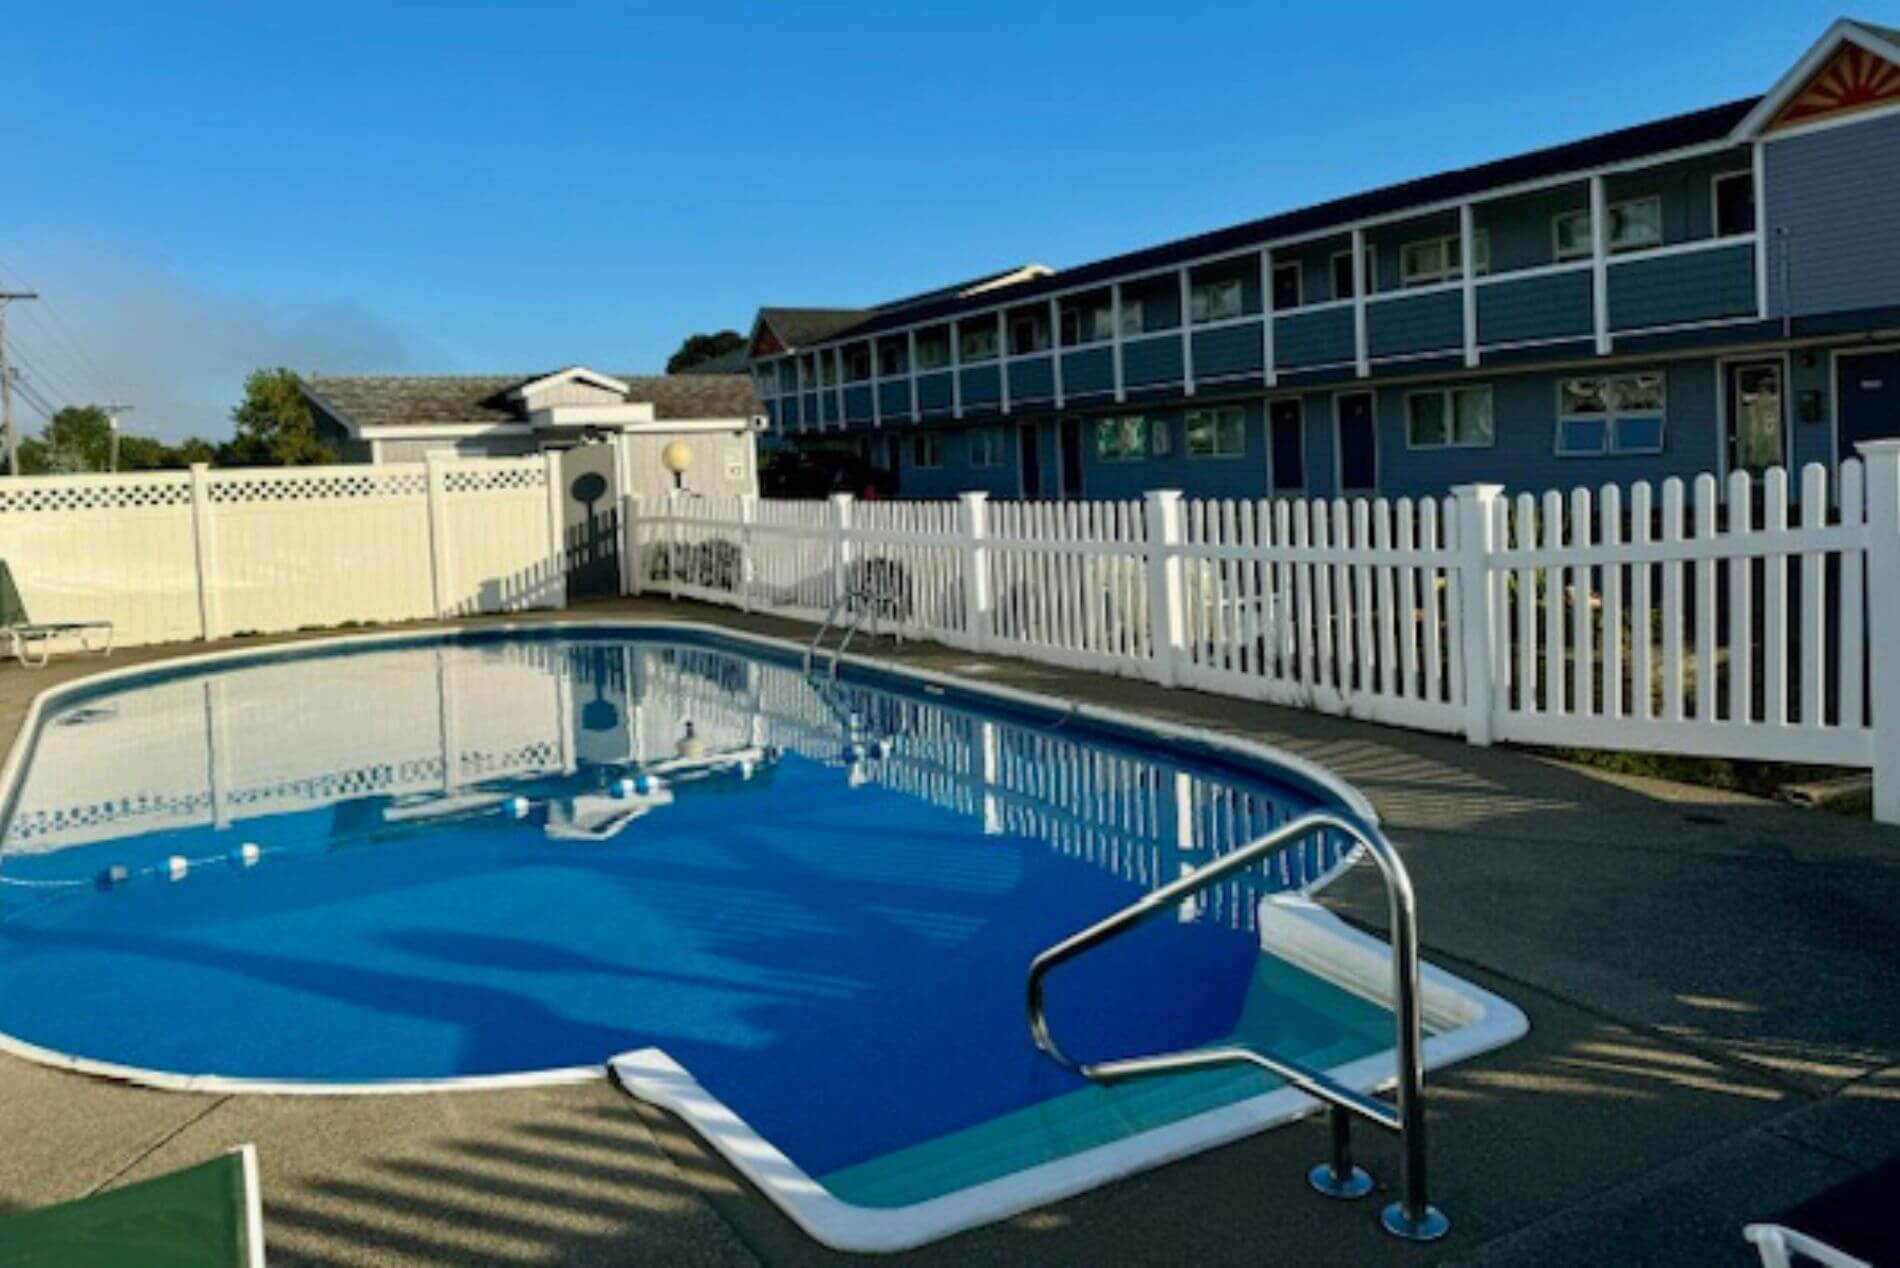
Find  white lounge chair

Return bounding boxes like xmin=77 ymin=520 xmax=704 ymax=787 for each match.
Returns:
xmin=1 ymin=561 xmax=112 ymax=668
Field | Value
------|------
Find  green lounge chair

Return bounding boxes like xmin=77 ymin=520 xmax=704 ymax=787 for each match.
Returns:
xmin=0 ymin=1144 xmax=265 ymax=1268
xmin=0 ymin=561 xmax=113 ymax=668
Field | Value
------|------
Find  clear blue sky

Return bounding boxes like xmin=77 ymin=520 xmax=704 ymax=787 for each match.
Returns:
xmin=0 ymin=0 xmax=1865 ymax=438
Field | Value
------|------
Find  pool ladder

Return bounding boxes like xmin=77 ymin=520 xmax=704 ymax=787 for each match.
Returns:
xmin=803 ymin=584 xmax=897 ymax=680
xmin=1026 ymin=811 xmax=1449 ymax=1242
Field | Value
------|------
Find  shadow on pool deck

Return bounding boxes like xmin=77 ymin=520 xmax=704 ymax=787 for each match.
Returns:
xmin=0 ymin=596 xmax=1895 ymax=1266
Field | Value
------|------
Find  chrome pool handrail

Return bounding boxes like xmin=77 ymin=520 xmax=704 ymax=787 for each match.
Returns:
xmin=803 ymin=584 xmax=893 ymax=679
xmin=1024 ymin=810 xmax=1449 ymax=1242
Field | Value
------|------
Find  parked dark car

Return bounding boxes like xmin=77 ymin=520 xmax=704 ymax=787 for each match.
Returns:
xmin=762 ymin=448 xmax=898 ymax=500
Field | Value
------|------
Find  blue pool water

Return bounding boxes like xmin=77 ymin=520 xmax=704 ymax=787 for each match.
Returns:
xmin=0 ymin=628 xmax=1391 ymax=1204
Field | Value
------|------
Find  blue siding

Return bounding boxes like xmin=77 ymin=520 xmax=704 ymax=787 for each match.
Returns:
xmin=1010 ymin=356 xmax=1055 ymax=402
xmin=1372 ymin=359 xmax=1721 ymax=499
xmin=878 ymin=380 xmax=913 ymax=419
xmin=803 ymin=393 xmax=821 ymax=425
xmin=1367 ymin=290 xmax=1463 ymax=357
xmin=960 ymin=364 xmax=1002 ymax=407
xmin=1607 ymin=242 xmax=1755 ymax=330
xmin=1275 ymin=307 xmax=1355 ymax=368
xmin=1476 ymin=270 xmax=1592 ymax=344
xmin=1123 ymin=334 xmax=1184 ymax=387
xmin=1078 ymin=405 xmax=1268 ymax=500
xmin=897 ymin=423 xmax=1018 ymax=499
xmin=1192 ymin=323 xmax=1265 ymax=378
xmin=1062 ymin=347 xmax=1115 ymax=395
xmin=916 ymin=372 xmax=953 ymax=413
xmin=1765 ymin=108 xmax=1900 ymax=317
xmin=843 ymin=385 xmax=873 ymax=425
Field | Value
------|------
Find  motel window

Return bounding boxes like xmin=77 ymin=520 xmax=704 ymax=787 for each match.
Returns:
xmin=1553 ymin=197 xmax=1663 ymax=260
xmin=1190 ymin=277 xmax=1244 ymax=323
xmin=1096 ymin=415 xmax=1149 ymax=461
xmin=959 ymin=324 xmax=999 ymax=362
xmin=910 ymin=433 xmax=943 ymax=469
xmin=1010 ymin=315 xmax=1049 ymax=356
xmin=1061 ymin=301 xmax=1115 ymax=347
xmin=916 ymin=337 xmax=948 ymax=370
xmin=1557 ymin=373 xmax=1666 ymax=456
xmin=1271 ymin=261 xmax=1302 ymax=311
xmin=969 ymin=425 xmax=1006 ymax=468
xmin=1405 ymin=386 xmax=1495 ymax=449
xmin=1119 ymin=298 xmax=1146 ymax=337
xmin=1400 ymin=231 xmax=1490 ymax=287
xmin=1714 ymin=171 xmax=1756 ymax=237
xmin=847 ymin=347 xmax=872 ymax=381
xmin=878 ymin=344 xmax=903 ymax=378
xmin=1331 ymin=250 xmax=1374 ymax=301
xmin=1186 ymin=406 xmax=1246 ymax=459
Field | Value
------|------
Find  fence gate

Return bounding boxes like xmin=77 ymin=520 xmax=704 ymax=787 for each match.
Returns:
xmin=560 ymin=442 xmax=622 ymax=599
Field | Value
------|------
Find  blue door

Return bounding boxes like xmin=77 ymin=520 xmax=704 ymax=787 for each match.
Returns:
xmin=1837 ymin=350 xmax=1900 ymax=459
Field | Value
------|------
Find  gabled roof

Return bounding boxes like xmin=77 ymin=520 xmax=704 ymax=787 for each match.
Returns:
xmin=509 ymin=366 xmax=631 ymax=399
xmin=304 ymin=371 xmax=761 ymax=432
xmin=1731 ymin=17 xmax=1900 ymax=137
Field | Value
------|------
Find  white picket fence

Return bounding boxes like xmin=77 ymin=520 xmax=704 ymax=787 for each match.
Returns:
xmin=0 ymin=455 xmax=568 ymax=647
xmin=633 ymin=439 xmax=1900 ymax=824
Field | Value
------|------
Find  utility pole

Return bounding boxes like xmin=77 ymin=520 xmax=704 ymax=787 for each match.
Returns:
xmin=0 ymin=291 xmax=39 ymax=477
xmin=103 ymin=403 xmax=134 ymax=472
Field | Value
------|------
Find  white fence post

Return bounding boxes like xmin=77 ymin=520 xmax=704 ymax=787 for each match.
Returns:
xmin=424 ymin=454 xmax=453 ymax=617
xmin=1453 ymin=483 xmax=1504 ymax=745
xmin=830 ymin=492 xmax=855 ymax=606
xmin=959 ymin=491 xmax=992 ymax=650
xmin=621 ymin=492 xmax=644 ymax=597
xmin=188 ymin=463 xmax=221 ymax=641
xmin=1859 ymin=441 xmax=1900 ymax=823
xmin=542 ymin=451 xmax=568 ymax=609
xmin=1144 ymin=489 xmax=1186 ymax=686
xmin=739 ymin=494 xmax=758 ymax=613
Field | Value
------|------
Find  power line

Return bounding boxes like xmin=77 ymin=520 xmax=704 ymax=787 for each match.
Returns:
xmin=0 ymin=259 xmax=120 ymax=405
xmin=6 ymin=338 xmax=82 ymax=412
xmin=0 ymin=290 xmax=39 ymax=476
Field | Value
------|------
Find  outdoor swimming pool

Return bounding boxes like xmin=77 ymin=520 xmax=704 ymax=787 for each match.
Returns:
xmin=0 ymin=624 xmax=1523 ymax=1249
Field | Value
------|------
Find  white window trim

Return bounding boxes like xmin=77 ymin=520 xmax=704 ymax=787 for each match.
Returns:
xmin=915 ymin=335 xmax=950 ymax=371
xmin=969 ymin=425 xmax=1006 ymax=468
xmin=1190 ymin=276 xmax=1246 ymax=324
xmin=1553 ymin=373 xmax=1668 ymax=458
xmin=958 ymin=327 xmax=1000 ymax=363
xmin=1403 ymin=386 xmax=1496 ymax=451
xmin=910 ymin=433 xmax=944 ymax=469
xmin=1553 ymin=196 xmax=1664 ymax=261
xmin=1711 ymin=169 xmax=1755 ymax=239
xmin=1185 ymin=405 xmax=1247 ymax=460
xmin=1400 ymin=230 xmax=1491 ymax=287
xmin=1094 ymin=415 xmax=1148 ymax=462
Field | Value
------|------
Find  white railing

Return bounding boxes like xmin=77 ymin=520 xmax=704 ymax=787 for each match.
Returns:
xmin=633 ymin=439 xmax=1900 ymax=824
xmin=0 ymin=454 xmax=568 ymax=649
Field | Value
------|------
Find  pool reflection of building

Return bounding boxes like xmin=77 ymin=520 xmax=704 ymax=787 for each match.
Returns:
xmin=3 ymin=637 xmax=1348 ymax=928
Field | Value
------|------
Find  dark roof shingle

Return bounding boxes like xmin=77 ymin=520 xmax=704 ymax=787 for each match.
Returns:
xmin=304 ymin=372 xmax=760 ymax=430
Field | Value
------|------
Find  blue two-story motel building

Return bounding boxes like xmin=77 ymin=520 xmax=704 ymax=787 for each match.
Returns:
xmin=746 ymin=18 xmax=1900 ymax=504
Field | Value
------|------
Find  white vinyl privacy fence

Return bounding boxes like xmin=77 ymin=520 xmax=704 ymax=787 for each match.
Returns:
xmin=0 ymin=456 xmax=568 ymax=645
xmin=634 ymin=439 xmax=1900 ymax=824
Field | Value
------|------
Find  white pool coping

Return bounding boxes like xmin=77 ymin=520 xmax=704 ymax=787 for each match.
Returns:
xmin=0 ymin=618 xmax=1528 ymax=1247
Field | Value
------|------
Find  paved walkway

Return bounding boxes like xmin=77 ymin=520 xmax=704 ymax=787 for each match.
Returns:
xmin=0 ymin=598 xmax=1894 ymax=1266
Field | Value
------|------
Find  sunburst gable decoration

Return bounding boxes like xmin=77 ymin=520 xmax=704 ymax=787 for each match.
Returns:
xmin=1771 ymin=42 xmax=1900 ymax=130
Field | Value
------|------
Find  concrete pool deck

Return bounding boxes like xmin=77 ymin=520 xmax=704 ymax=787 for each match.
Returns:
xmin=0 ymin=597 xmax=1894 ymax=1266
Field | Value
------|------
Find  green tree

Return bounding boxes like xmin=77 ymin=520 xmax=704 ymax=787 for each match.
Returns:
xmin=666 ymin=330 xmax=745 ymax=374
xmin=36 ymin=406 xmax=113 ymax=473
xmin=226 ymin=368 xmax=335 ymax=466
